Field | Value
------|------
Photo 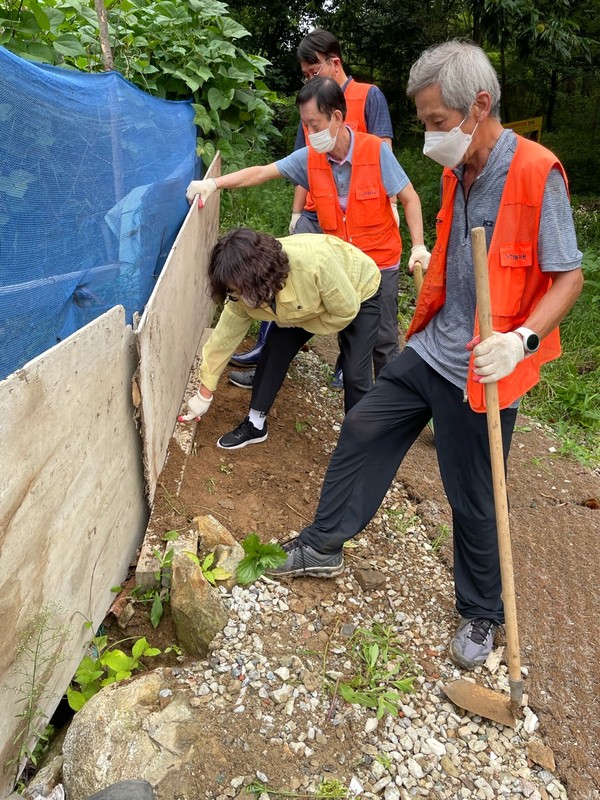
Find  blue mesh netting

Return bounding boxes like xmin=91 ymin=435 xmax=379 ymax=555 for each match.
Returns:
xmin=0 ymin=46 xmax=198 ymax=380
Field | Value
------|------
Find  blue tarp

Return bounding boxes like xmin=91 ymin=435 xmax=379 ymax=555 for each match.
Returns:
xmin=0 ymin=46 xmax=197 ymax=379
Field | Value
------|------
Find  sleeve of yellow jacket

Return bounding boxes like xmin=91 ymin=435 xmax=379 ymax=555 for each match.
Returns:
xmin=199 ymin=302 xmax=253 ymax=392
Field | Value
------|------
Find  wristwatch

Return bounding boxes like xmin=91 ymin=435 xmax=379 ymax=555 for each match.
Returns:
xmin=514 ymin=326 xmax=540 ymax=355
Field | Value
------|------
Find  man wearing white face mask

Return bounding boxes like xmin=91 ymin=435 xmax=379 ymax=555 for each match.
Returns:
xmin=186 ymin=77 xmax=427 ymax=383
xmin=263 ymin=41 xmax=583 ymax=674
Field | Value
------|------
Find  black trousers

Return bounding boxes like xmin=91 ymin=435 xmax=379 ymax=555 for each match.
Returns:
xmin=299 ymin=348 xmax=518 ymax=621
xmin=250 ymin=289 xmax=381 ymax=416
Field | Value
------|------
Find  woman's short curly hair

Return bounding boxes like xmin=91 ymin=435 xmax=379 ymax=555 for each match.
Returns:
xmin=208 ymin=228 xmax=290 ymax=307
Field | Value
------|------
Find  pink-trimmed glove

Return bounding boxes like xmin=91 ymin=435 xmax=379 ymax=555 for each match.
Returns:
xmin=408 ymin=244 xmax=431 ymax=273
xmin=185 ymin=178 xmax=218 ymax=207
xmin=178 ymin=390 xmax=213 ymax=422
xmin=468 ymin=332 xmax=524 ymax=384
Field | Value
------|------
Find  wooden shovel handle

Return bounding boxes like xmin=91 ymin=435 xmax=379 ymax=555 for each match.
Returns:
xmin=471 ymin=227 xmax=523 ymax=705
xmin=413 ymin=261 xmax=423 ymax=296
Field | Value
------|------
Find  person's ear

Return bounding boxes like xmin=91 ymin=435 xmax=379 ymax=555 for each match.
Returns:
xmin=473 ymin=91 xmax=492 ymax=122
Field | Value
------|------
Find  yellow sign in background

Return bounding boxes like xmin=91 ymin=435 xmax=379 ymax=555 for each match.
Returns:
xmin=503 ymin=116 xmax=543 ymax=140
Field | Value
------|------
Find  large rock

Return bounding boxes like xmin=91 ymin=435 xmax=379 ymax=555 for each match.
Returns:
xmin=62 ymin=670 xmax=204 ymax=800
xmin=169 ymin=549 xmax=228 ymax=656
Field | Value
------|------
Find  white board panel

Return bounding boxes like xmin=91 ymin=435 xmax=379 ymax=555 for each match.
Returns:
xmin=0 ymin=306 xmax=147 ymax=795
xmin=136 ymin=155 xmax=220 ymax=502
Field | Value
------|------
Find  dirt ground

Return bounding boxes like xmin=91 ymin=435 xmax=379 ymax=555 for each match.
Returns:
xmin=124 ymin=333 xmax=600 ymax=800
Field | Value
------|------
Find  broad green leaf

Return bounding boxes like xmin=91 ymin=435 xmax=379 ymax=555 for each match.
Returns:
xmin=210 ymin=566 xmax=232 ymax=581
xmin=66 ymin=688 xmax=86 ymax=711
xmin=163 ymin=530 xmax=180 ymax=541
xmin=202 ymin=552 xmax=215 ymax=570
xmin=236 ymin=555 xmax=259 ymax=585
xmin=102 ymin=649 xmax=134 ymax=673
xmin=53 ymin=33 xmax=86 ymax=57
xmin=29 ymin=1 xmax=51 ymax=32
xmin=150 ymin=594 xmax=163 ymax=628
xmin=132 ymin=637 xmax=150 ymax=660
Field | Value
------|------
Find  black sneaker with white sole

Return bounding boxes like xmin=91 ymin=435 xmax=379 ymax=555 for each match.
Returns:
xmin=228 ymin=369 xmax=255 ymax=389
xmin=265 ymin=536 xmax=344 ymax=578
xmin=217 ymin=416 xmax=268 ymax=449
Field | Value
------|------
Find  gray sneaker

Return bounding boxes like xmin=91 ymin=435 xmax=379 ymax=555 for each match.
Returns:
xmin=450 ymin=617 xmax=499 ymax=670
xmin=228 ymin=369 xmax=255 ymax=389
xmin=265 ymin=536 xmax=344 ymax=578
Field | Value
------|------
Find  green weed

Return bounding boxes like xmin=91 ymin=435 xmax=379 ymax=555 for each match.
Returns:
xmin=185 ymin=550 xmax=232 ymax=586
xmin=431 ymin=523 xmax=450 ymax=553
xmin=5 ymin=604 xmax=67 ymax=781
xmin=236 ymin=533 xmax=287 ymax=585
xmin=294 ymin=420 xmax=309 ymax=434
xmin=246 ymin=778 xmax=348 ymax=798
xmin=334 ymin=623 xmax=418 ymax=719
xmin=66 ymin=635 xmax=163 ymax=711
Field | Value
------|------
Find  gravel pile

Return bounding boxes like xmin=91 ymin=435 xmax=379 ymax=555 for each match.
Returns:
xmin=182 ymin=350 xmax=569 ymax=800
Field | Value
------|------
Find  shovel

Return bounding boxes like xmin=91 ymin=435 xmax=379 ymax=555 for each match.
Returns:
xmin=443 ymin=226 xmax=523 ymax=728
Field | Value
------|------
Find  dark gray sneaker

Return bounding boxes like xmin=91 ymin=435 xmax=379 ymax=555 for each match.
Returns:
xmin=265 ymin=536 xmax=344 ymax=578
xmin=450 ymin=617 xmax=499 ymax=670
xmin=217 ymin=416 xmax=268 ymax=449
xmin=228 ymin=369 xmax=255 ymax=389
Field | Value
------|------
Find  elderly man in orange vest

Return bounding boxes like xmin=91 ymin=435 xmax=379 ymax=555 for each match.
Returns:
xmin=263 ymin=41 xmax=584 ymax=672
xmin=186 ymin=77 xmax=427 ymax=385
xmin=230 ymin=29 xmax=398 ymax=382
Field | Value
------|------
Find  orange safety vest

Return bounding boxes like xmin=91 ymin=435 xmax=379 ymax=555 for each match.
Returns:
xmin=406 ymin=135 xmax=566 ymax=412
xmin=307 ymin=131 xmax=401 ymax=268
xmin=303 ymin=79 xmax=371 ymax=213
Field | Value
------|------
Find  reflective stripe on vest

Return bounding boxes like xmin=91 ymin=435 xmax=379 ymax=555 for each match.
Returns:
xmin=307 ymin=131 xmax=401 ymax=268
xmin=406 ymin=135 xmax=566 ymax=411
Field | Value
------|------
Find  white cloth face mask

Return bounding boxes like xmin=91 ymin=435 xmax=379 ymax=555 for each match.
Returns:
xmin=423 ymin=114 xmax=478 ymax=168
xmin=308 ymin=120 xmax=338 ymax=154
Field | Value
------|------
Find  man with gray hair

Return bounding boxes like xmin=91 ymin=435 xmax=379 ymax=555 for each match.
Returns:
xmin=266 ymin=40 xmax=583 ymax=671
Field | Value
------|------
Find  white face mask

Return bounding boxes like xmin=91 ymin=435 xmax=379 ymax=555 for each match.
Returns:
xmin=308 ymin=119 xmax=338 ymax=154
xmin=423 ymin=113 xmax=478 ymax=168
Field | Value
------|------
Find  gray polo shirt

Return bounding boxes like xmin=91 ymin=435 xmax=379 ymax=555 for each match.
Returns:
xmin=408 ymin=129 xmax=582 ymax=392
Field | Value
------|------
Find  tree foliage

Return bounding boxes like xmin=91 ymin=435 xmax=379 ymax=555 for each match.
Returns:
xmin=0 ymin=0 xmax=280 ymax=166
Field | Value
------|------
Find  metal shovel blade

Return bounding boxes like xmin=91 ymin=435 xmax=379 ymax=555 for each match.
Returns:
xmin=443 ymin=679 xmax=517 ymax=728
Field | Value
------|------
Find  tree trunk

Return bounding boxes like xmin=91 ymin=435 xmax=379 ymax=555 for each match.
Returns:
xmin=500 ymin=44 xmax=509 ymax=122
xmin=546 ymin=70 xmax=558 ymax=132
xmin=94 ymin=0 xmax=113 ymax=71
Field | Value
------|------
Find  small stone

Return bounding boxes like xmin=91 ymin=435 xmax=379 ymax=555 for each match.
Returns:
xmin=440 ymin=756 xmax=460 ymax=778
xmin=365 ymin=717 xmax=379 ymax=734
xmin=523 ymin=709 xmax=539 ymax=734
xmin=526 ymin=740 xmax=556 ymax=772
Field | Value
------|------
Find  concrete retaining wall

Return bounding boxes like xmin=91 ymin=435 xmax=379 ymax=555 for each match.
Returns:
xmin=0 ymin=156 xmax=220 ymax=796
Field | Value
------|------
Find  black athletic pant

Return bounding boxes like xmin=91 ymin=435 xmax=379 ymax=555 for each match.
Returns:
xmin=250 ymin=289 xmax=381 ymax=416
xmin=299 ymin=347 xmax=518 ymax=621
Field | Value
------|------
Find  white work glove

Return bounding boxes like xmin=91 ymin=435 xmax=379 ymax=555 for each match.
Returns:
xmin=185 ymin=178 xmax=218 ymax=207
xmin=178 ymin=390 xmax=213 ymax=422
xmin=289 ymin=212 xmax=302 ymax=234
xmin=391 ymin=203 xmax=400 ymax=227
xmin=408 ymin=244 xmax=431 ymax=273
xmin=469 ymin=332 xmax=524 ymax=384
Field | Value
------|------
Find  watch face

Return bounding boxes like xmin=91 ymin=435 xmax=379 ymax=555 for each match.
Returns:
xmin=526 ymin=333 xmax=540 ymax=352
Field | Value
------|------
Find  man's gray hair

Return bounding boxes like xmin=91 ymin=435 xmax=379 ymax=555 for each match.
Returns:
xmin=407 ymin=40 xmax=501 ymax=118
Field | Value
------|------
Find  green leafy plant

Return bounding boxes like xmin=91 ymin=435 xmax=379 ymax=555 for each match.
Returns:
xmin=335 ymin=623 xmax=418 ymax=719
xmin=5 ymin=604 xmax=67 ymax=782
xmin=247 ymin=778 xmax=348 ymax=798
xmin=294 ymin=420 xmax=309 ymax=434
xmin=236 ymin=533 xmax=287 ymax=585
xmin=66 ymin=635 xmax=162 ymax=711
xmin=185 ymin=550 xmax=232 ymax=586
xmin=431 ymin=523 xmax=450 ymax=553
xmin=130 ymin=546 xmax=174 ymax=628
